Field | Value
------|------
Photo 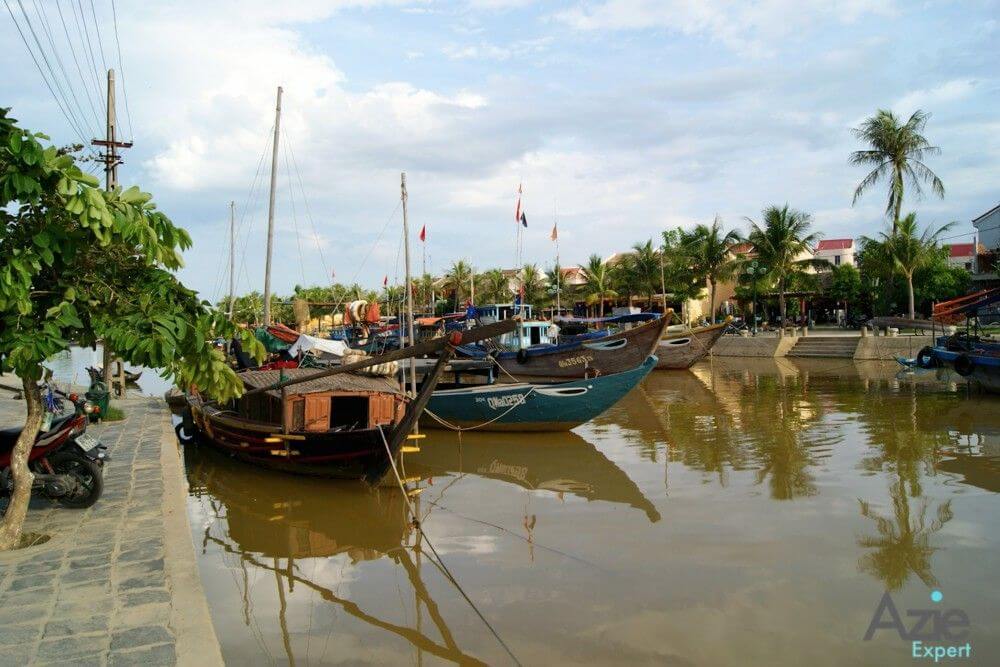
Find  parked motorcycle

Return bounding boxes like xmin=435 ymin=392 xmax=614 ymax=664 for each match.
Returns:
xmin=0 ymin=389 xmax=109 ymax=508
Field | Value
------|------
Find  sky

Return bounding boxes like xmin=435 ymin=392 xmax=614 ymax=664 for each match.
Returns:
xmin=2 ymin=0 xmax=998 ymax=303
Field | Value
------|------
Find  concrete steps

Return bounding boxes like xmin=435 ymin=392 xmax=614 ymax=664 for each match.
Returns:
xmin=787 ymin=336 xmax=860 ymax=358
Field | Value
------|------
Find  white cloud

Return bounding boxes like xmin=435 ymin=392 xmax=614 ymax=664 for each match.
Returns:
xmin=894 ymin=79 xmax=979 ymax=115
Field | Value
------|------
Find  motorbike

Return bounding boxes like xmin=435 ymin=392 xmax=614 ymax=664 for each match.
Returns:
xmin=0 ymin=388 xmax=109 ymax=508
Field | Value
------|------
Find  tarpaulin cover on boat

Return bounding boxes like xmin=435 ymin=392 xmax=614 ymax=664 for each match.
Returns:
xmin=286 ymin=334 xmax=350 ymax=358
xmin=255 ymin=327 xmax=291 ymax=353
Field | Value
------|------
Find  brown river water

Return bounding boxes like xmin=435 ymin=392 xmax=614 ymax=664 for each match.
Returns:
xmin=182 ymin=358 xmax=1000 ymax=666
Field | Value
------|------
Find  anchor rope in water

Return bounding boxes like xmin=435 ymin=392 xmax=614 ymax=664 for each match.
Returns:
xmin=377 ymin=426 xmax=524 ymax=667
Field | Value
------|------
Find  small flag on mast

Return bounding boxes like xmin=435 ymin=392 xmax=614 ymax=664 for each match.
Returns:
xmin=419 ymin=225 xmax=426 ymax=242
xmin=514 ymin=183 xmax=524 ymax=225
xmin=551 ymin=222 xmax=558 ymax=241
xmin=383 ymin=275 xmax=388 ymax=287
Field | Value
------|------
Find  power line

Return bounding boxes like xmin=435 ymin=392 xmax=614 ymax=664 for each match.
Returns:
xmin=54 ymin=0 xmax=103 ymax=132
xmin=109 ymin=0 xmax=133 ymax=140
xmin=72 ymin=0 xmax=106 ymax=119
xmin=3 ymin=0 xmax=91 ymax=149
xmin=86 ymin=0 xmax=108 ymax=75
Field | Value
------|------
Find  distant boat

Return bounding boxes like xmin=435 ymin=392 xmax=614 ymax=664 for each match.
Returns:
xmin=458 ymin=316 xmax=668 ymax=381
xmin=654 ymin=320 xmax=729 ymax=370
xmin=422 ymin=355 xmax=657 ymax=432
xmin=87 ymin=366 xmax=142 ymax=384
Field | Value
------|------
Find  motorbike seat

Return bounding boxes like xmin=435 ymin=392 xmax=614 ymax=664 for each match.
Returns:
xmin=0 ymin=414 xmax=76 ymax=448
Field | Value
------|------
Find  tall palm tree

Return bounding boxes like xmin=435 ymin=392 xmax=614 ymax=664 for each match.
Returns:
xmin=745 ymin=205 xmax=824 ymax=332
xmin=681 ymin=217 xmax=742 ymax=323
xmin=444 ymin=260 xmax=473 ymax=309
xmin=580 ymin=254 xmax=618 ymax=317
xmin=413 ymin=272 xmax=436 ymax=312
xmin=520 ymin=263 xmax=547 ymax=307
xmin=850 ymin=109 xmax=945 ymax=232
xmin=861 ymin=213 xmax=954 ymax=319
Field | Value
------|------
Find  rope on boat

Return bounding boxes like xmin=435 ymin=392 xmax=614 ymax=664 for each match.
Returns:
xmin=423 ymin=386 xmax=536 ymax=432
xmin=376 ymin=426 xmax=524 ymax=667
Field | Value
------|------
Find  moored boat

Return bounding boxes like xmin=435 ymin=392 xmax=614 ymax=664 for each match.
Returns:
xmin=655 ymin=320 xmax=729 ymax=369
xmin=458 ymin=315 xmax=668 ymax=381
xmin=422 ymin=355 xmax=657 ymax=432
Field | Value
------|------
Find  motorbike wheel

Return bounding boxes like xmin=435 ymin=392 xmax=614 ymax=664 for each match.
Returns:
xmin=48 ymin=452 xmax=104 ymax=509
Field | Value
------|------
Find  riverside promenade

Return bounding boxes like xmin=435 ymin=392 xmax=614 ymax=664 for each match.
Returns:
xmin=0 ymin=396 xmax=221 ymax=667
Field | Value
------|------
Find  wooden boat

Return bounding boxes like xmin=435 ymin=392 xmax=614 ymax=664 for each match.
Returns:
xmin=930 ymin=345 xmax=1000 ymax=393
xmin=177 ymin=320 xmax=515 ymax=483
xmin=458 ymin=315 xmax=669 ymax=381
xmin=655 ymin=320 xmax=729 ymax=370
xmin=87 ymin=366 xmax=142 ymax=383
xmin=422 ymin=355 xmax=657 ymax=432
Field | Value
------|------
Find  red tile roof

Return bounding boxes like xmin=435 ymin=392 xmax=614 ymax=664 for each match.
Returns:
xmin=816 ymin=239 xmax=853 ymax=251
xmin=949 ymin=243 xmax=975 ymax=258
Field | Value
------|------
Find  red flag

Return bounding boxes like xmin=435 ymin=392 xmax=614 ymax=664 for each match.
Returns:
xmin=514 ymin=183 xmax=522 ymax=224
xmin=419 ymin=225 xmax=426 ymax=242
xmin=551 ymin=222 xmax=558 ymax=241
xmin=383 ymin=275 xmax=388 ymax=287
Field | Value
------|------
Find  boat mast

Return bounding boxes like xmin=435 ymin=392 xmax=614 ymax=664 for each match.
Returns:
xmin=228 ymin=200 xmax=236 ymax=320
xmin=554 ymin=200 xmax=560 ymax=316
xmin=262 ymin=86 xmax=283 ymax=326
xmin=401 ymin=173 xmax=417 ymax=398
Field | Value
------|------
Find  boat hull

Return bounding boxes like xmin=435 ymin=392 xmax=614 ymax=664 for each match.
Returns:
xmin=422 ymin=355 xmax=657 ymax=432
xmin=475 ymin=317 xmax=668 ymax=381
xmin=655 ymin=321 xmax=728 ymax=369
xmin=185 ymin=398 xmax=399 ymax=481
xmin=932 ymin=348 xmax=1000 ymax=393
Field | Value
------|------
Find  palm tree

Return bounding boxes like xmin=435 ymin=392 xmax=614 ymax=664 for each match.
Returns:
xmin=444 ymin=260 xmax=473 ymax=309
xmin=413 ymin=272 xmax=436 ymax=312
xmin=861 ymin=213 xmax=954 ymax=319
xmin=478 ymin=268 xmax=509 ymax=303
xmin=629 ymin=240 xmax=662 ymax=308
xmin=520 ymin=263 xmax=547 ymax=307
xmin=745 ymin=205 xmax=824 ymax=332
xmin=580 ymin=254 xmax=618 ymax=317
xmin=850 ymin=109 xmax=945 ymax=232
xmin=681 ymin=217 xmax=742 ymax=323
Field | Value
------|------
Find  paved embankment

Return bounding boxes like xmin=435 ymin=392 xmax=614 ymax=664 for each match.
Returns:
xmin=0 ymin=396 xmax=221 ymax=667
xmin=711 ymin=333 xmax=934 ymax=360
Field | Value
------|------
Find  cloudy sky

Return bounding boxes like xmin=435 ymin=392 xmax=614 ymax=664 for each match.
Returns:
xmin=3 ymin=0 xmax=998 ymax=302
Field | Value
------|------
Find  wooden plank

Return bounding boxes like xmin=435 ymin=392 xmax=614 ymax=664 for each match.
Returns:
xmin=243 ymin=319 xmax=515 ymax=397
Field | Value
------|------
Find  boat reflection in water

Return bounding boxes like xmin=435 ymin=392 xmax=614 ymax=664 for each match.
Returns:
xmin=183 ymin=425 xmax=657 ymax=664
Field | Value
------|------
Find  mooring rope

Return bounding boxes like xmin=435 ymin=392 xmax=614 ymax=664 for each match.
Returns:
xmin=377 ymin=426 xmax=524 ymax=666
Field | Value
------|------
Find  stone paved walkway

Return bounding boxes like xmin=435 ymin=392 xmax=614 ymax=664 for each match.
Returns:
xmin=0 ymin=396 xmax=220 ymax=666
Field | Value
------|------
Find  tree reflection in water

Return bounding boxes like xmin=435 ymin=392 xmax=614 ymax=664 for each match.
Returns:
xmin=857 ymin=479 xmax=953 ymax=591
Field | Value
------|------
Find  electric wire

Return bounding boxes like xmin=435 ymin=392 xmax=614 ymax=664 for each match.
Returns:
xmin=54 ymin=0 xmax=103 ymax=132
xmin=72 ymin=0 xmax=106 ymax=119
xmin=109 ymin=0 xmax=133 ymax=140
xmin=286 ymin=138 xmax=331 ymax=283
xmin=282 ymin=140 xmax=308 ymax=286
xmin=86 ymin=0 xmax=108 ymax=76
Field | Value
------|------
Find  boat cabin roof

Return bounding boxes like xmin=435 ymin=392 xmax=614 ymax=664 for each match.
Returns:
xmin=239 ymin=368 xmax=402 ymax=398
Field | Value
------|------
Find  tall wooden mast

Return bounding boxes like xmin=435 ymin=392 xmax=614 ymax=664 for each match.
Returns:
xmin=262 ymin=86 xmax=283 ymax=326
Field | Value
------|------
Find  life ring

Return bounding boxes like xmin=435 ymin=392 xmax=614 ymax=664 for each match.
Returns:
xmin=175 ymin=422 xmax=197 ymax=444
xmin=953 ymin=354 xmax=975 ymax=377
xmin=516 ymin=349 xmax=530 ymax=364
xmin=915 ymin=346 xmax=938 ymax=369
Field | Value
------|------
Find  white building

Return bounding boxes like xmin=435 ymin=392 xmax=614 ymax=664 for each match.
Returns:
xmin=947 ymin=242 xmax=980 ymax=272
xmin=814 ymin=238 xmax=855 ymax=267
xmin=973 ymin=204 xmax=1000 ymax=251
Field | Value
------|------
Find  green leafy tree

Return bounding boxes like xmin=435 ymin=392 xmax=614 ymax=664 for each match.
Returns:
xmin=660 ymin=228 xmax=704 ymax=321
xmin=228 ymin=291 xmax=265 ymax=325
xmin=827 ymin=264 xmax=862 ymax=319
xmin=680 ymin=217 xmax=742 ymax=323
xmin=580 ymin=254 xmax=618 ymax=317
xmin=413 ymin=273 xmax=436 ymax=312
xmin=0 ymin=109 xmax=262 ymax=550
xmin=850 ymin=109 xmax=945 ymax=232
xmin=520 ymin=263 xmax=547 ymax=307
xmin=628 ymin=240 xmax=663 ymax=308
xmin=861 ymin=213 xmax=954 ymax=319
xmin=477 ymin=268 xmax=509 ymax=304
xmin=745 ymin=205 xmax=826 ymax=331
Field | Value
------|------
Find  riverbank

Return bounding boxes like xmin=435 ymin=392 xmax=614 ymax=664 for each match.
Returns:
xmin=0 ymin=397 xmax=221 ymax=666
xmin=711 ymin=331 xmax=934 ymax=360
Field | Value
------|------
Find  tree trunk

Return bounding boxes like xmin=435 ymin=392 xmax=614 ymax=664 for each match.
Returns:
xmin=907 ymin=273 xmax=915 ymax=320
xmin=709 ymin=279 xmax=717 ymax=324
xmin=778 ymin=282 xmax=787 ymax=337
xmin=0 ymin=377 xmax=43 ymax=551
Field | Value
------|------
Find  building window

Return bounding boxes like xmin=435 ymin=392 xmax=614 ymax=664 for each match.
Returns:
xmin=965 ymin=262 xmax=972 ymax=271
xmin=834 ymin=255 xmax=841 ymax=266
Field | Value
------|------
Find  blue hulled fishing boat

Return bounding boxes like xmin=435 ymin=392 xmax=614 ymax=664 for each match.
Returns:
xmin=421 ymin=355 xmax=657 ymax=432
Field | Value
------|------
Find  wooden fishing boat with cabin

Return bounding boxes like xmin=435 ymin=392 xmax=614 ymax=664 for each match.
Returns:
xmin=176 ymin=320 xmax=515 ymax=483
xmin=654 ymin=319 xmax=729 ymax=369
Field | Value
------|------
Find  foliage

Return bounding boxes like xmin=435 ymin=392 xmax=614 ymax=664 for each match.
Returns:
xmin=745 ymin=205 xmax=826 ymax=327
xmin=519 ymin=263 xmax=547 ymax=306
xmin=860 ymin=213 xmax=954 ymax=318
xmin=101 ymin=405 xmax=126 ymax=422
xmin=850 ymin=109 xmax=944 ymax=228
xmin=477 ymin=268 xmax=510 ymax=304
xmin=660 ymin=228 xmax=705 ymax=313
xmin=443 ymin=260 xmax=473 ymax=308
xmin=827 ymin=264 xmax=862 ymax=306
xmin=579 ymin=254 xmax=618 ymax=317
xmin=680 ymin=217 xmax=742 ymax=322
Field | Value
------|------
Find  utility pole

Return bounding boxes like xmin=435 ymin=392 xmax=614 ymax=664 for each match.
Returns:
xmin=228 ymin=201 xmax=236 ymax=320
xmin=92 ymin=69 xmax=132 ymax=385
xmin=401 ymin=173 xmax=417 ymax=399
xmin=262 ymin=86 xmax=282 ymax=326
